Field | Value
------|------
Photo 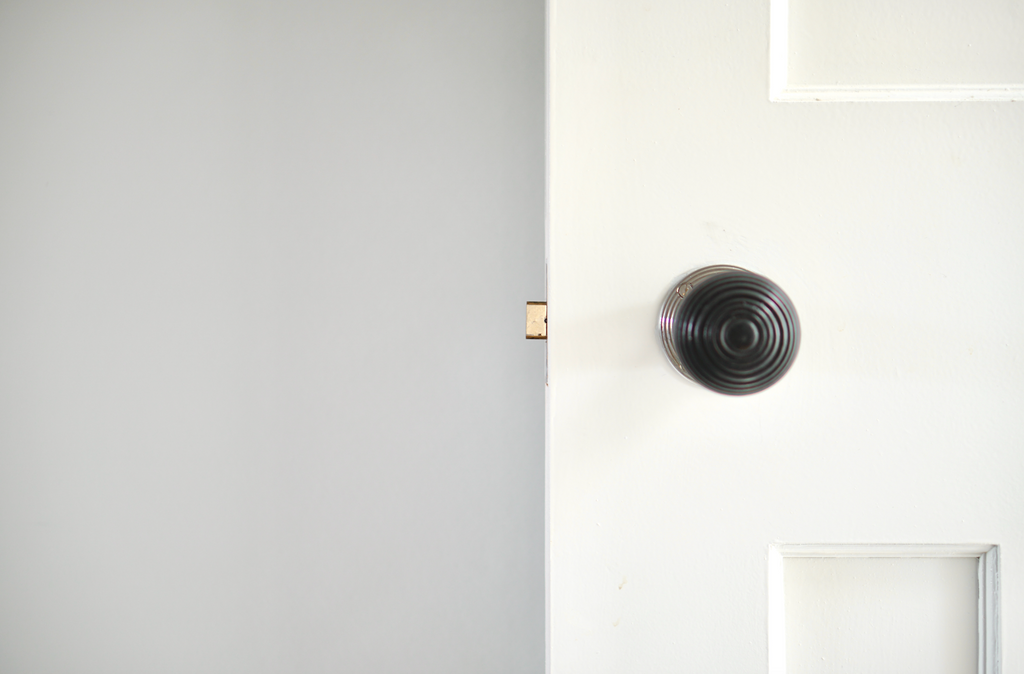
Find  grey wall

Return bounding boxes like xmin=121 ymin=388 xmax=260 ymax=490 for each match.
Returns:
xmin=0 ymin=2 xmax=545 ymax=672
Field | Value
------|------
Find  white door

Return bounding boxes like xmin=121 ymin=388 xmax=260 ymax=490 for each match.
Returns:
xmin=548 ymin=1 xmax=1024 ymax=672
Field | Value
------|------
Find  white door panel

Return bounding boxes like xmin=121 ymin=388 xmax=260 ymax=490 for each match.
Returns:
xmin=548 ymin=1 xmax=1024 ymax=671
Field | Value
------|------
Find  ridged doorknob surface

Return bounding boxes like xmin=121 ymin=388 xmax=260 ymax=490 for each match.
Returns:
xmin=660 ymin=266 xmax=800 ymax=395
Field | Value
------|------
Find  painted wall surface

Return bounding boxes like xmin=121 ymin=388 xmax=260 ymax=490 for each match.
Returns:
xmin=548 ymin=0 xmax=1024 ymax=671
xmin=0 ymin=2 xmax=544 ymax=672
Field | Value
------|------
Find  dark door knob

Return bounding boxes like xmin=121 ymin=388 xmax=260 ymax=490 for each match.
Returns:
xmin=660 ymin=266 xmax=800 ymax=395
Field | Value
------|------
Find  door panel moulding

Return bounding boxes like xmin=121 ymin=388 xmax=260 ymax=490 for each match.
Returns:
xmin=769 ymin=0 xmax=1024 ymax=102
xmin=768 ymin=544 xmax=1001 ymax=674
xmin=773 ymin=84 xmax=1024 ymax=103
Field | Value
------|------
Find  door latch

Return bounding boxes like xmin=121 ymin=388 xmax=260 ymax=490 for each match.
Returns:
xmin=526 ymin=302 xmax=547 ymax=340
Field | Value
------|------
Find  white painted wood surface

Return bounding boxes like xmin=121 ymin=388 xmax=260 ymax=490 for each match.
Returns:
xmin=769 ymin=545 xmax=1000 ymax=674
xmin=547 ymin=0 xmax=1024 ymax=671
xmin=784 ymin=556 xmax=978 ymax=674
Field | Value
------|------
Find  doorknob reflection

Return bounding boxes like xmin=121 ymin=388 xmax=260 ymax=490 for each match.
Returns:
xmin=660 ymin=266 xmax=800 ymax=395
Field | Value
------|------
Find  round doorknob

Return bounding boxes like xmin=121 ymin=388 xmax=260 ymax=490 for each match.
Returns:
xmin=659 ymin=266 xmax=800 ymax=395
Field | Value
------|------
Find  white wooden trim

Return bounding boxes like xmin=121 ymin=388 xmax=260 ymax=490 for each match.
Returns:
xmin=775 ymin=543 xmax=995 ymax=557
xmin=768 ymin=0 xmax=1024 ymax=102
xmin=774 ymin=85 xmax=1024 ymax=103
xmin=767 ymin=0 xmax=788 ymax=101
xmin=767 ymin=547 xmax=786 ymax=674
xmin=544 ymin=0 xmax=553 ymax=669
xmin=768 ymin=543 xmax=1001 ymax=674
xmin=979 ymin=546 xmax=1001 ymax=674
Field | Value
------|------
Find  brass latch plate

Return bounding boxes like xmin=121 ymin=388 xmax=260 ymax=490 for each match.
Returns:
xmin=526 ymin=302 xmax=547 ymax=339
